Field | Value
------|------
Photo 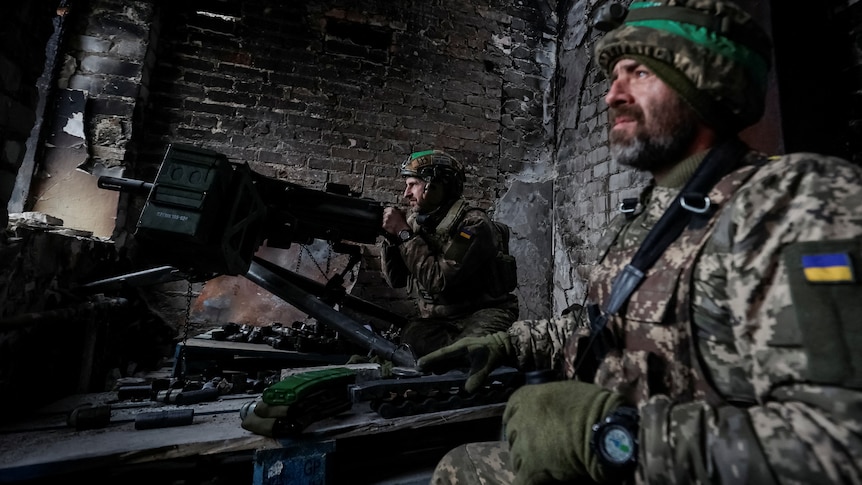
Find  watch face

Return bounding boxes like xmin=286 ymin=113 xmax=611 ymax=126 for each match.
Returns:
xmin=601 ymin=425 xmax=635 ymax=464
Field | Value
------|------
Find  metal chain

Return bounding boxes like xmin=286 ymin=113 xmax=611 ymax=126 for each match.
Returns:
xmin=294 ymin=244 xmax=303 ymax=273
xmin=299 ymin=244 xmax=329 ymax=279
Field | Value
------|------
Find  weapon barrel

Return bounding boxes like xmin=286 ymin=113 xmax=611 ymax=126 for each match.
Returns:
xmin=245 ymin=257 xmax=417 ymax=368
xmin=97 ymin=176 xmax=154 ymax=195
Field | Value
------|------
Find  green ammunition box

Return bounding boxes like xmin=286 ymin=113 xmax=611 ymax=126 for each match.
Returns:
xmin=262 ymin=367 xmax=356 ymax=406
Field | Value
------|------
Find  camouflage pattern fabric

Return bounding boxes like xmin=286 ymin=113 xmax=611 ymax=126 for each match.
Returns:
xmin=595 ymin=0 xmax=772 ymax=132
xmin=633 ymin=152 xmax=862 ymax=484
xmin=431 ymin=442 xmax=516 ymax=485
xmin=582 ymin=158 xmax=763 ymax=405
xmin=430 ymin=150 xmax=862 ymax=484
xmin=508 ymin=312 xmax=582 ymax=373
xmin=398 ymin=306 xmax=518 ymax=359
xmin=381 ymin=198 xmax=519 ymax=358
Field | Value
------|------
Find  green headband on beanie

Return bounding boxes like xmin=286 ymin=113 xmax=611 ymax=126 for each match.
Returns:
xmin=595 ymin=0 xmax=773 ymax=132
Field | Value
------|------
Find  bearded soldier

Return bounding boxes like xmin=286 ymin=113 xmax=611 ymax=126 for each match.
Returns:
xmin=380 ymin=150 xmax=519 ymax=359
xmin=418 ymin=1 xmax=862 ymax=484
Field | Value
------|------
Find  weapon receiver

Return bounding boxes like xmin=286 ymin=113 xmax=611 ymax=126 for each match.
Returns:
xmin=99 ymin=143 xmax=384 ymax=277
xmin=96 ymin=144 xmax=416 ymax=367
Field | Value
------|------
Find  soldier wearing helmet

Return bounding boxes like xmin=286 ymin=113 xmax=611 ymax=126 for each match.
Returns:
xmin=420 ymin=1 xmax=862 ymax=483
xmin=398 ymin=149 xmax=466 ymax=210
xmin=378 ymin=150 xmax=519 ymax=359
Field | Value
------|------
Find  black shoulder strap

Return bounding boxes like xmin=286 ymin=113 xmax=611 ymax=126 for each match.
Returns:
xmin=603 ymin=137 xmax=749 ymax=315
xmin=576 ymin=137 xmax=750 ymax=378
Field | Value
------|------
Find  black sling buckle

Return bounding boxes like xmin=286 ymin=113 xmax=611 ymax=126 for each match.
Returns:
xmin=576 ymin=137 xmax=749 ymax=377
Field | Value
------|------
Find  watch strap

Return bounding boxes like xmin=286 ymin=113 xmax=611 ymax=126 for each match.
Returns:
xmin=591 ymin=406 xmax=639 ymax=473
xmin=397 ymin=229 xmax=415 ymax=245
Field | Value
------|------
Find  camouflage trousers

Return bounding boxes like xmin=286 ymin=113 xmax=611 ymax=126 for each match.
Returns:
xmin=430 ymin=441 xmax=516 ymax=484
xmin=399 ymin=306 xmax=517 ymax=358
xmin=432 ymin=441 xmax=604 ymax=484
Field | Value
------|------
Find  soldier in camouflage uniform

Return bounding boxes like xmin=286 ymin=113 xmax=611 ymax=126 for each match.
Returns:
xmin=418 ymin=1 xmax=862 ymax=484
xmin=379 ymin=150 xmax=519 ymax=358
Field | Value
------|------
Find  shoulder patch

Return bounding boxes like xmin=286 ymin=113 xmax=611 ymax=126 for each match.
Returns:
xmin=783 ymin=238 xmax=862 ymax=388
xmin=458 ymin=228 xmax=474 ymax=240
xmin=801 ymin=252 xmax=855 ymax=283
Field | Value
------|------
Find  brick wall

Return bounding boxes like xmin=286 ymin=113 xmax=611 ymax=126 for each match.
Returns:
xmin=123 ymin=0 xmax=558 ymax=320
xmin=551 ymin=0 xmax=650 ymax=313
xmin=130 ymin=1 xmax=556 ymax=196
xmin=0 ymin=1 xmax=173 ymax=421
xmin=63 ymin=0 xmax=155 ymax=171
xmin=21 ymin=0 xmax=156 ymax=237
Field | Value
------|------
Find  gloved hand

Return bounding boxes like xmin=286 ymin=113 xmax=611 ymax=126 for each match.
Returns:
xmin=503 ymin=380 xmax=624 ymax=485
xmin=416 ymin=331 xmax=513 ymax=393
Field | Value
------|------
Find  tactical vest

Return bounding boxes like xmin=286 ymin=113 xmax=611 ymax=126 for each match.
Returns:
xmin=564 ymin=163 xmax=762 ymax=406
xmin=412 ymin=199 xmax=518 ymax=303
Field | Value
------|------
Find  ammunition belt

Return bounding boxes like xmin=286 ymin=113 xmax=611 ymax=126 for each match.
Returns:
xmin=349 ymin=367 xmax=524 ymax=419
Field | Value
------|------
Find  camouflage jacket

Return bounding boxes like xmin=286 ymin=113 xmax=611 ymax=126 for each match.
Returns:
xmin=506 ymin=150 xmax=862 ymax=483
xmin=381 ymin=199 xmax=518 ymax=319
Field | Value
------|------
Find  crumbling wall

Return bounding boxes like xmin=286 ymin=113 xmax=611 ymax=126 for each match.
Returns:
xmin=0 ymin=2 xmax=178 ymax=420
xmin=124 ymin=0 xmax=559 ymax=322
xmin=0 ymin=216 xmax=177 ymax=423
xmin=0 ymin=2 xmax=58 ymax=229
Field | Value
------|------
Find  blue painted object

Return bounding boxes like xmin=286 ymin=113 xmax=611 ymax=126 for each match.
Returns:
xmin=253 ymin=441 xmax=336 ymax=485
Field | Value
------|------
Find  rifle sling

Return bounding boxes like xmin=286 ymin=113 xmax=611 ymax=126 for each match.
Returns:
xmin=602 ymin=137 xmax=748 ymax=316
xmin=575 ymin=137 xmax=750 ymax=381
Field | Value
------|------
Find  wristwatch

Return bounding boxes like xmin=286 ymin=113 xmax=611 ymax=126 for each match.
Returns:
xmin=397 ymin=229 xmax=415 ymax=244
xmin=591 ymin=406 xmax=639 ymax=474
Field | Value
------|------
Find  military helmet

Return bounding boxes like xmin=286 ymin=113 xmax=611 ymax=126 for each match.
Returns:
xmin=594 ymin=0 xmax=773 ymax=133
xmin=400 ymin=150 xmax=466 ymax=201
xmin=400 ymin=150 xmax=465 ymax=181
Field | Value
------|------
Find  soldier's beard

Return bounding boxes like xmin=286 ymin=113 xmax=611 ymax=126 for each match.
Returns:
xmin=609 ymin=95 xmax=699 ymax=173
xmin=415 ymin=199 xmax=438 ymax=215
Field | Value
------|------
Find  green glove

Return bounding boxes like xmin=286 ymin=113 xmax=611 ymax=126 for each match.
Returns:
xmin=416 ymin=331 xmax=513 ymax=393
xmin=503 ymin=380 xmax=624 ymax=485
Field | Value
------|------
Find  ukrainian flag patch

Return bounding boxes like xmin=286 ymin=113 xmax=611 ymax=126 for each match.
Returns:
xmin=801 ymin=252 xmax=855 ymax=283
xmin=458 ymin=229 xmax=473 ymax=240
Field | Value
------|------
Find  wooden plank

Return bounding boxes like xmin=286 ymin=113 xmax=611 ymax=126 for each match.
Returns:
xmin=0 ymin=389 xmax=504 ymax=482
xmin=0 ymin=395 xmax=262 ymax=458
